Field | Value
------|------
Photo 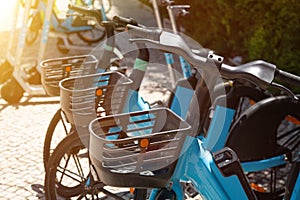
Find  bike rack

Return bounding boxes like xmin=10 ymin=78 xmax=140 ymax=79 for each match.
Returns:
xmin=3 ymin=0 xmax=103 ymax=100
xmin=5 ymin=0 xmax=46 ymax=96
xmin=44 ymin=0 xmax=108 ymax=56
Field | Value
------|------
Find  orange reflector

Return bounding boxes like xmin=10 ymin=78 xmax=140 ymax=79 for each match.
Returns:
xmin=130 ymin=188 xmax=135 ymax=194
xmin=65 ymin=66 xmax=71 ymax=72
xmin=140 ymin=138 xmax=149 ymax=148
xmin=96 ymin=89 xmax=103 ymax=96
xmin=286 ymin=115 xmax=300 ymax=125
xmin=249 ymin=99 xmax=256 ymax=106
xmin=251 ymin=183 xmax=266 ymax=193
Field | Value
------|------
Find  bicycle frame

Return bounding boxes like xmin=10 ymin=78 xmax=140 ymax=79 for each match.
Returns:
xmin=148 ymin=136 xmax=252 ymax=200
xmin=126 ymin=26 xmax=300 ymax=200
xmin=35 ymin=0 xmax=93 ymax=33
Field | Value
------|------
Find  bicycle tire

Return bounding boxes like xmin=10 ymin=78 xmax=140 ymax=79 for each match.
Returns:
xmin=77 ymin=25 xmax=106 ymax=44
xmin=1 ymin=77 xmax=24 ymax=104
xmin=56 ymin=38 xmax=70 ymax=54
xmin=44 ymin=133 xmax=90 ymax=199
xmin=43 ymin=109 xmax=72 ymax=170
xmin=26 ymin=12 xmax=42 ymax=45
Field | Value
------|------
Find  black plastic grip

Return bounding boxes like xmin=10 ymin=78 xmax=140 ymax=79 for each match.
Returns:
xmin=68 ymin=4 xmax=102 ymax=24
xmin=126 ymin=24 xmax=162 ymax=42
xmin=113 ymin=16 xmax=138 ymax=27
xmin=275 ymin=69 xmax=300 ymax=87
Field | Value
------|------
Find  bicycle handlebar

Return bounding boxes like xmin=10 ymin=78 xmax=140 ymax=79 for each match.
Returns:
xmin=220 ymin=61 xmax=276 ymax=89
xmin=168 ymin=5 xmax=190 ymax=10
xmin=68 ymin=4 xmax=102 ymax=24
xmin=127 ymin=24 xmax=207 ymax=66
xmin=275 ymin=69 xmax=300 ymax=87
xmin=126 ymin=25 xmax=300 ymax=90
xmin=113 ymin=16 xmax=139 ymax=27
xmin=127 ymin=24 xmax=162 ymax=41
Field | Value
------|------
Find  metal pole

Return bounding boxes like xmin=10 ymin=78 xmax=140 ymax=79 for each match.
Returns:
xmin=6 ymin=0 xmax=21 ymax=61
xmin=38 ymin=0 xmax=55 ymax=64
xmin=151 ymin=0 xmax=176 ymax=88
xmin=167 ymin=5 xmax=192 ymax=78
xmin=15 ymin=0 xmax=33 ymax=66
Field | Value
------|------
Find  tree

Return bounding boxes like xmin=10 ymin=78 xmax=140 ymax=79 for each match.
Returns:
xmin=175 ymin=0 xmax=300 ymax=77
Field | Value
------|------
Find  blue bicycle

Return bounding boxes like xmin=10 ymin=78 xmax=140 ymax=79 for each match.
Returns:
xmin=25 ymin=0 xmax=106 ymax=50
xmin=87 ymin=25 xmax=300 ymax=200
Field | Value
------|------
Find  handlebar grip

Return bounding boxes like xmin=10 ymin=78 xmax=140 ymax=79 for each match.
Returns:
xmin=275 ymin=69 xmax=300 ymax=87
xmin=68 ymin=4 xmax=101 ymax=24
xmin=126 ymin=24 xmax=162 ymax=42
xmin=113 ymin=16 xmax=138 ymax=27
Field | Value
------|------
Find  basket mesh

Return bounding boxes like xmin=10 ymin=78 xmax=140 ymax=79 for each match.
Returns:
xmin=40 ymin=55 xmax=98 ymax=96
xmin=89 ymin=108 xmax=191 ymax=187
xmin=59 ymin=71 xmax=132 ymax=127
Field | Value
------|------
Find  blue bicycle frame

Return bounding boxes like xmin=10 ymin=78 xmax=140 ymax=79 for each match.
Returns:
xmin=148 ymin=137 xmax=252 ymax=200
xmin=38 ymin=0 xmax=95 ymax=33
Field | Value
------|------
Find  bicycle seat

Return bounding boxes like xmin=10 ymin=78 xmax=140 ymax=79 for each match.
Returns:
xmin=226 ymin=96 xmax=300 ymax=162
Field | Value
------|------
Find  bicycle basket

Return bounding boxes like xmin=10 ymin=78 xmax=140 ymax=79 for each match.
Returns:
xmin=89 ymin=108 xmax=191 ymax=188
xmin=40 ymin=55 xmax=98 ymax=96
xmin=59 ymin=71 xmax=132 ymax=127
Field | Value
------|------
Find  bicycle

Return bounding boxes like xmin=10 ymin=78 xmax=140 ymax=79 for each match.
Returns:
xmin=24 ymin=0 xmax=106 ymax=51
xmin=43 ymin=5 xmax=298 ymax=198
xmin=86 ymin=25 xmax=300 ymax=200
xmin=41 ymin=3 xmax=126 ymax=171
xmin=43 ymin=18 xmax=282 ymax=198
xmin=43 ymin=13 xmax=155 ymax=199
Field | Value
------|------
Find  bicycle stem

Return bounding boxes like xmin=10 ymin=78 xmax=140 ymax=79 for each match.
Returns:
xmin=151 ymin=0 xmax=177 ymax=88
xmin=166 ymin=4 xmax=192 ymax=78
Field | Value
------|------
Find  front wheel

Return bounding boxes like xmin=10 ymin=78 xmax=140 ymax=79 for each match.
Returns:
xmin=1 ymin=78 xmax=24 ymax=104
xmin=56 ymin=38 xmax=70 ymax=54
xmin=26 ymin=12 xmax=42 ymax=45
xmin=44 ymin=133 xmax=90 ymax=199
xmin=43 ymin=109 xmax=72 ymax=170
xmin=77 ymin=25 xmax=106 ymax=44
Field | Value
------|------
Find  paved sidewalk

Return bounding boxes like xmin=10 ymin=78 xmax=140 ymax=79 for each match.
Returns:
xmin=0 ymin=96 xmax=60 ymax=199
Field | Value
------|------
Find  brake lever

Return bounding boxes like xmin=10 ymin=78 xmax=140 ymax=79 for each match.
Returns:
xmin=128 ymin=38 xmax=159 ymax=45
xmin=66 ymin=13 xmax=84 ymax=17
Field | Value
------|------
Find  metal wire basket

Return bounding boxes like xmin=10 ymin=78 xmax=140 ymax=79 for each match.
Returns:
xmin=59 ymin=71 xmax=133 ymax=127
xmin=89 ymin=108 xmax=191 ymax=188
xmin=40 ymin=55 xmax=98 ymax=96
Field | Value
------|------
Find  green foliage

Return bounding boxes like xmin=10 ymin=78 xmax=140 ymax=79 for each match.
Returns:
xmin=173 ymin=0 xmax=300 ymax=77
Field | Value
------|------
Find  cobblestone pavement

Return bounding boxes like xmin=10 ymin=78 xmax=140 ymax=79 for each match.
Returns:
xmin=0 ymin=96 xmax=60 ymax=199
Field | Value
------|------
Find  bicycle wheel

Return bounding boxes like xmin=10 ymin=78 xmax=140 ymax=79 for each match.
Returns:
xmin=43 ymin=109 xmax=73 ymax=170
xmin=26 ymin=12 xmax=42 ymax=45
xmin=1 ymin=77 xmax=24 ymax=104
xmin=77 ymin=25 xmax=106 ymax=44
xmin=56 ymin=38 xmax=70 ymax=54
xmin=44 ymin=132 xmax=90 ymax=199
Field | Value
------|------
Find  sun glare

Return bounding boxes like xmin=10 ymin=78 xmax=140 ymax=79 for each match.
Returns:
xmin=0 ymin=0 xmax=18 ymax=31
xmin=0 ymin=0 xmax=69 ymax=31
